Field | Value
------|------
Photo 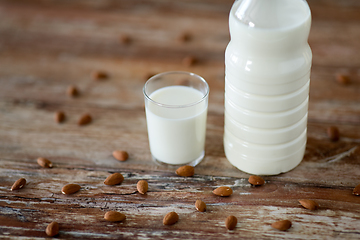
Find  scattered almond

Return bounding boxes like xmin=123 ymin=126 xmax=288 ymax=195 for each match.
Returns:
xmin=178 ymin=32 xmax=192 ymax=42
xmin=213 ymin=186 xmax=233 ymax=197
xmin=54 ymin=111 xmax=65 ymax=123
xmin=104 ymin=211 xmax=126 ymax=222
xmin=248 ymin=175 xmax=265 ymax=186
xmin=104 ymin=173 xmax=124 ymax=186
xmin=175 ymin=165 xmax=194 ymax=177
xmin=163 ymin=212 xmax=179 ymax=225
xmin=78 ymin=114 xmax=92 ymax=126
xmin=353 ymin=184 xmax=360 ymax=196
xmin=92 ymin=70 xmax=108 ymax=80
xmin=67 ymin=85 xmax=79 ymax=97
xmin=195 ymin=199 xmax=206 ymax=212
xmin=327 ymin=126 xmax=340 ymax=142
xmin=176 ymin=78 xmax=190 ymax=86
xmin=336 ymin=74 xmax=351 ymax=85
xmin=299 ymin=199 xmax=319 ymax=210
xmin=271 ymin=220 xmax=292 ymax=231
xmin=37 ymin=157 xmax=53 ymax=168
xmin=61 ymin=183 xmax=81 ymax=195
xmin=11 ymin=178 xmax=26 ymax=191
xmin=144 ymin=72 xmax=156 ymax=81
xmin=225 ymin=215 xmax=237 ymax=230
xmin=182 ymin=55 xmax=197 ymax=67
xmin=46 ymin=221 xmax=59 ymax=237
xmin=112 ymin=150 xmax=129 ymax=161
xmin=137 ymin=180 xmax=148 ymax=194
xmin=119 ymin=34 xmax=132 ymax=45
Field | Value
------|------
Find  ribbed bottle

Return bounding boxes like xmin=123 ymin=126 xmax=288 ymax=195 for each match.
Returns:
xmin=224 ymin=0 xmax=312 ymax=175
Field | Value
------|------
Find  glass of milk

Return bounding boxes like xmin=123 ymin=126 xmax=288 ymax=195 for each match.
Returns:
xmin=143 ymin=71 xmax=209 ymax=166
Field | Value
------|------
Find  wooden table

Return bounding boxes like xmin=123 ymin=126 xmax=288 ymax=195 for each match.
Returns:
xmin=1 ymin=0 xmax=359 ymax=239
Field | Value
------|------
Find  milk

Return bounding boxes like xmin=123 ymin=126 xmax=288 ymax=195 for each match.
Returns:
xmin=145 ymin=86 xmax=208 ymax=165
xmin=224 ymin=0 xmax=312 ymax=175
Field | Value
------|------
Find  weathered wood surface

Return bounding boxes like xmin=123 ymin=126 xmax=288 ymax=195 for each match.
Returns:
xmin=0 ymin=0 xmax=360 ymax=239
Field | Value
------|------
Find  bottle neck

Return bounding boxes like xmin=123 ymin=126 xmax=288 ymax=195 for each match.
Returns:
xmin=229 ymin=0 xmax=312 ymax=56
xmin=232 ymin=0 xmax=311 ymax=29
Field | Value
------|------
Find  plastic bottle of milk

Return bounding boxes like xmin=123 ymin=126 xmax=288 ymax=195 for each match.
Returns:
xmin=224 ymin=0 xmax=312 ymax=175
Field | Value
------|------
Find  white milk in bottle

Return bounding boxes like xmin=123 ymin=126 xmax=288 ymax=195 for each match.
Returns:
xmin=224 ymin=0 xmax=312 ymax=175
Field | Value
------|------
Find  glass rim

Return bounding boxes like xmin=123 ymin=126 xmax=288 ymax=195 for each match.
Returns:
xmin=143 ymin=71 xmax=209 ymax=108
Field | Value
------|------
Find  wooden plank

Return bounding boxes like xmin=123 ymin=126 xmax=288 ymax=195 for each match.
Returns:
xmin=1 ymin=162 xmax=360 ymax=239
xmin=0 ymin=101 xmax=359 ymax=182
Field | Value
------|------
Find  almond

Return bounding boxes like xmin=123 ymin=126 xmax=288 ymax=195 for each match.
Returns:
xmin=336 ymin=74 xmax=351 ymax=85
xmin=54 ymin=111 xmax=65 ymax=123
xmin=178 ymin=32 xmax=192 ymax=42
xmin=78 ymin=114 xmax=92 ymax=126
xmin=137 ymin=180 xmax=148 ymax=194
xmin=46 ymin=221 xmax=59 ymax=237
xmin=104 ymin=211 xmax=126 ymax=222
xmin=175 ymin=165 xmax=194 ymax=177
xmin=225 ymin=215 xmax=237 ymax=230
xmin=182 ymin=55 xmax=197 ymax=67
xmin=104 ymin=173 xmax=124 ymax=186
xmin=61 ymin=183 xmax=81 ymax=195
xmin=67 ymin=85 xmax=79 ymax=97
xmin=163 ymin=212 xmax=179 ymax=225
xmin=119 ymin=34 xmax=132 ymax=45
xmin=144 ymin=72 xmax=156 ymax=81
xmin=352 ymin=184 xmax=360 ymax=196
xmin=327 ymin=126 xmax=340 ymax=142
xmin=112 ymin=150 xmax=129 ymax=161
xmin=271 ymin=220 xmax=292 ymax=231
xmin=299 ymin=199 xmax=319 ymax=210
xmin=92 ymin=70 xmax=108 ymax=80
xmin=248 ymin=175 xmax=265 ymax=186
xmin=37 ymin=157 xmax=53 ymax=168
xmin=195 ymin=199 xmax=206 ymax=212
xmin=176 ymin=78 xmax=190 ymax=86
xmin=11 ymin=178 xmax=26 ymax=191
xmin=213 ymin=186 xmax=233 ymax=197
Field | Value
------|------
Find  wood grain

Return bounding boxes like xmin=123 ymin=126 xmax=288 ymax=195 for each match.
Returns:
xmin=0 ymin=0 xmax=360 ymax=239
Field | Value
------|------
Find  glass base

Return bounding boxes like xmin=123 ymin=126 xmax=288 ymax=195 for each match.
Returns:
xmin=152 ymin=151 xmax=205 ymax=168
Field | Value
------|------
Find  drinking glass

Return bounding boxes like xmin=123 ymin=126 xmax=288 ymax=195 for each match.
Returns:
xmin=143 ymin=71 xmax=209 ymax=166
